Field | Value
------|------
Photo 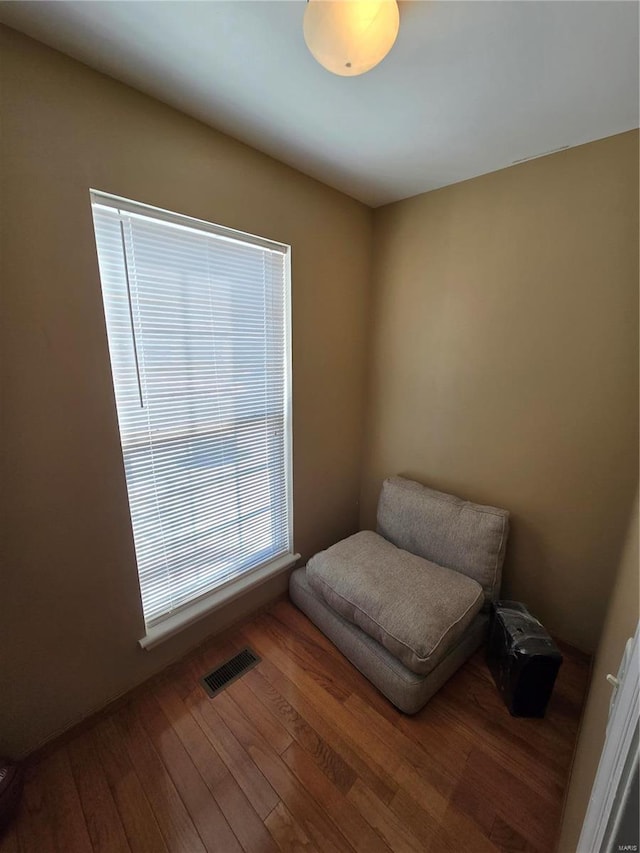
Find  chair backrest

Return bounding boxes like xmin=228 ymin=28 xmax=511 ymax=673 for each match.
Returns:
xmin=377 ymin=476 xmax=509 ymax=605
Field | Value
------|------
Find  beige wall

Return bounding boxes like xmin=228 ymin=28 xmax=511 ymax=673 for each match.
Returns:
xmin=0 ymin=27 xmax=372 ymax=758
xmin=557 ymin=493 xmax=639 ymax=852
xmin=361 ymin=132 xmax=639 ymax=653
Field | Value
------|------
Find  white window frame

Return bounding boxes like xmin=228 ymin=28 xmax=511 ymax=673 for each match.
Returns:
xmin=90 ymin=190 xmax=299 ymax=650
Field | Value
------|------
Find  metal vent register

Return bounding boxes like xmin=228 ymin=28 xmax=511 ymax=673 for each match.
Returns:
xmin=200 ymin=647 xmax=261 ymax=698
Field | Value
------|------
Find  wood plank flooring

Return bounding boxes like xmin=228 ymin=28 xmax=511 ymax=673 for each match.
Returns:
xmin=0 ymin=599 xmax=589 ymax=853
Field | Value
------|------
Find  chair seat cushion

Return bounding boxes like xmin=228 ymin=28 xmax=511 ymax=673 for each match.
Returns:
xmin=306 ymin=531 xmax=484 ymax=675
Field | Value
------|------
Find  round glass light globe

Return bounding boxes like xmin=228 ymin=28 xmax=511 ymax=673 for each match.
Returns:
xmin=303 ymin=0 xmax=400 ymax=77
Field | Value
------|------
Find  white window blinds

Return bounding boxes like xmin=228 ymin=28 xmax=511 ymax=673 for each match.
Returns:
xmin=91 ymin=191 xmax=293 ymax=629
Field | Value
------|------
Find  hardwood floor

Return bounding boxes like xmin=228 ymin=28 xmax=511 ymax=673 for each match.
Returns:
xmin=1 ymin=599 xmax=589 ymax=853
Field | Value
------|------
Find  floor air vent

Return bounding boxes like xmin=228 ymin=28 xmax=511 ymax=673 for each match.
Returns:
xmin=200 ymin=647 xmax=261 ymax=698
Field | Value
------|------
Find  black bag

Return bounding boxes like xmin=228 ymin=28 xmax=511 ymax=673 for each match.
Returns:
xmin=487 ymin=600 xmax=562 ymax=717
xmin=0 ymin=759 xmax=23 ymax=832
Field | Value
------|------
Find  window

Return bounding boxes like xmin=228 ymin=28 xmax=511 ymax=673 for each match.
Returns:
xmin=91 ymin=191 xmax=295 ymax=646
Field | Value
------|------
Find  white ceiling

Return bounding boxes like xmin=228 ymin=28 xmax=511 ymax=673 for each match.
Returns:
xmin=1 ymin=1 xmax=638 ymax=207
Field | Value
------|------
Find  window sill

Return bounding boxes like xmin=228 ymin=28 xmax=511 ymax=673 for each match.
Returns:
xmin=138 ymin=552 xmax=300 ymax=651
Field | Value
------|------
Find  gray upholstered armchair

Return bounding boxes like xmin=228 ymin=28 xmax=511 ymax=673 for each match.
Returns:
xmin=289 ymin=476 xmax=509 ymax=713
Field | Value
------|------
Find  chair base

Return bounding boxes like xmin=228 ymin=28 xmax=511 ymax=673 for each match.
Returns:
xmin=289 ymin=566 xmax=488 ymax=714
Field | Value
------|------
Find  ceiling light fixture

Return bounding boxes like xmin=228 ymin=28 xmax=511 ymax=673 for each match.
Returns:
xmin=303 ymin=0 xmax=400 ymax=77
